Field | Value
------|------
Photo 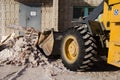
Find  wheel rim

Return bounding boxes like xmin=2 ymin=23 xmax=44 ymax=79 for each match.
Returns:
xmin=64 ymin=36 xmax=79 ymax=63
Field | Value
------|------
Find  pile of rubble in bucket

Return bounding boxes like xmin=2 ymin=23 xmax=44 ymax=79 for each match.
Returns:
xmin=0 ymin=27 xmax=49 ymax=67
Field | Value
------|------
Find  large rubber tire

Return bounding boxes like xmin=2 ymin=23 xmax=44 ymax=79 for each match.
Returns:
xmin=61 ymin=25 xmax=97 ymax=71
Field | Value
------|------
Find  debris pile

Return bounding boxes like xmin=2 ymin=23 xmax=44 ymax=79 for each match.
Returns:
xmin=0 ymin=27 xmax=69 ymax=79
xmin=0 ymin=27 xmax=45 ymax=67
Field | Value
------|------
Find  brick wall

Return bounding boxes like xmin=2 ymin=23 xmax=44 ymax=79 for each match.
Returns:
xmin=38 ymin=0 xmax=103 ymax=32
xmin=0 ymin=0 xmax=103 ymax=38
xmin=41 ymin=2 xmax=53 ymax=32
xmin=41 ymin=0 xmax=59 ymax=32
xmin=0 ymin=0 xmax=19 ymax=39
xmin=0 ymin=0 xmax=5 ymax=38
xmin=58 ymin=0 xmax=103 ymax=31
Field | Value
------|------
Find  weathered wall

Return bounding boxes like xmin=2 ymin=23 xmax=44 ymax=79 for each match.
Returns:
xmin=58 ymin=0 xmax=103 ymax=31
xmin=0 ymin=0 xmax=5 ymax=38
xmin=41 ymin=0 xmax=103 ymax=32
xmin=0 ymin=0 xmax=103 ymax=38
xmin=26 ymin=7 xmax=41 ymax=30
xmin=0 ymin=0 xmax=19 ymax=39
xmin=41 ymin=2 xmax=53 ymax=32
xmin=71 ymin=0 xmax=102 ymax=6
xmin=19 ymin=3 xmax=41 ymax=30
xmin=41 ymin=0 xmax=59 ymax=32
xmin=19 ymin=3 xmax=27 ymax=27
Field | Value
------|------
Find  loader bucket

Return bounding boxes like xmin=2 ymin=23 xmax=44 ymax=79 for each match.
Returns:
xmin=36 ymin=31 xmax=63 ymax=56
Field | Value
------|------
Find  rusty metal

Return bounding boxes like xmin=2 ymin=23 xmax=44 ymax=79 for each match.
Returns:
xmin=36 ymin=30 xmax=63 ymax=57
xmin=37 ymin=31 xmax=54 ymax=56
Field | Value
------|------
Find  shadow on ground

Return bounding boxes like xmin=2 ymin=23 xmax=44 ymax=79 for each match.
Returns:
xmin=87 ymin=61 xmax=120 ymax=72
xmin=0 ymin=45 xmax=8 ymax=51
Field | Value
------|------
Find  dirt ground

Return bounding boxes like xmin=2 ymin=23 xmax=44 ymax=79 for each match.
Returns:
xmin=0 ymin=60 xmax=120 ymax=80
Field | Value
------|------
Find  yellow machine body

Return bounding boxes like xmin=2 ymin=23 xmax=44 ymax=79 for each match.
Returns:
xmin=102 ymin=0 xmax=120 ymax=67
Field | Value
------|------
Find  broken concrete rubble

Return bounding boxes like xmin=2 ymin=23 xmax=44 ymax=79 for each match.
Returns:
xmin=0 ymin=33 xmax=15 ymax=47
xmin=0 ymin=27 xmax=63 ymax=66
xmin=0 ymin=27 xmax=39 ymax=66
xmin=0 ymin=27 xmax=70 ymax=80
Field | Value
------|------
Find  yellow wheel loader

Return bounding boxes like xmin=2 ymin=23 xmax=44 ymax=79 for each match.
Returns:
xmin=36 ymin=0 xmax=120 ymax=71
